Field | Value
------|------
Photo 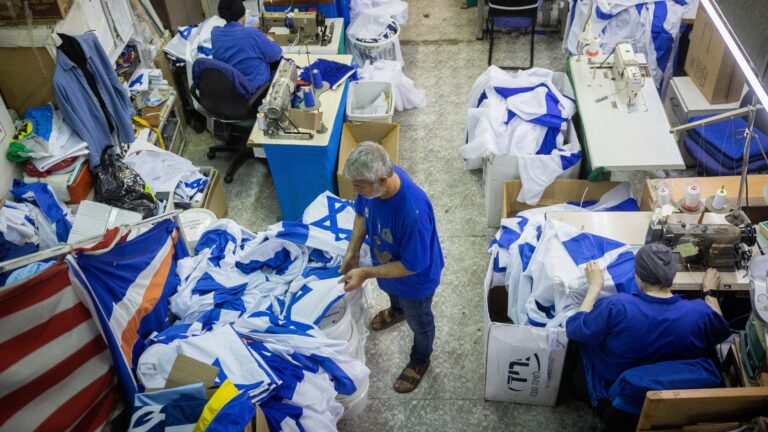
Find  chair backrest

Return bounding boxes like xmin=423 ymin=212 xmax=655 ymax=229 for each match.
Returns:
xmin=488 ymin=0 xmax=539 ymax=18
xmin=191 ymin=58 xmax=258 ymax=121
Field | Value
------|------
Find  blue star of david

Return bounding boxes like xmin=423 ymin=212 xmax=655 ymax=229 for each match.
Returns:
xmin=308 ymin=195 xmax=353 ymax=242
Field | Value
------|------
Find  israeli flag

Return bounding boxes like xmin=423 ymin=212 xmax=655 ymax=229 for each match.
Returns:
xmin=524 ymin=219 xmax=638 ymax=328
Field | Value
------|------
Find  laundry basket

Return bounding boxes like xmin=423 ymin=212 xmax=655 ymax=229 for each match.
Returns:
xmin=346 ymin=81 xmax=395 ymax=123
xmin=349 ymin=19 xmax=401 ymax=65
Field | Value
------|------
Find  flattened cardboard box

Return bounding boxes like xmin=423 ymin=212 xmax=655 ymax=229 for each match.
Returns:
xmin=0 ymin=0 xmax=72 ymax=22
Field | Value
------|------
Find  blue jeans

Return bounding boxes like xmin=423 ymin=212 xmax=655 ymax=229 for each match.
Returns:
xmin=389 ymin=293 xmax=435 ymax=366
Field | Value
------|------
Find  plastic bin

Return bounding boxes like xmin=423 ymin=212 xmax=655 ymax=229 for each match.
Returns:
xmin=349 ymin=19 xmax=400 ymax=64
xmin=346 ymin=81 xmax=395 ymax=123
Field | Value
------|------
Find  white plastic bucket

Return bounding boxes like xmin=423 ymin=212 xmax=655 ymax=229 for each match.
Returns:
xmin=337 ymin=379 xmax=370 ymax=421
xmin=349 ymin=19 xmax=400 ymax=65
xmin=346 ymin=323 xmax=366 ymax=364
xmin=178 ymin=208 xmax=218 ymax=251
xmin=319 ymin=298 xmax=353 ymax=342
xmin=346 ymin=80 xmax=395 ymax=123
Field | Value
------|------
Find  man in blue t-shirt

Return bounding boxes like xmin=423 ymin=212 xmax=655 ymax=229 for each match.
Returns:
xmin=211 ymin=0 xmax=283 ymax=89
xmin=339 ymin=142 xmax=444 ymax=393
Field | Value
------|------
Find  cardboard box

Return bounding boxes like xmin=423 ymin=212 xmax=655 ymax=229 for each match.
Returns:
xmin=640 ymin=175 xmax=768 ymax=211
xmin=685 ymin=7 xmax=746 ymax=104
xmin=150 ymin=0 xmax=204 ymax=32
xmin=337 ymin=123 xmax=400 ymax=200
xmin=483 ymin=262 xmax=568 ymax=406
xmin=0 ymin=0 xmax=72 ymax=22
xmin=199 ymin=166 xmax=228 ymax=218
xmin=501 ymin=179 xmax=623 ymax=219
xmin=0 ymin=47 xmax=56 ymax=115
xmin=288 ymin=109 xmax=323 ymax=132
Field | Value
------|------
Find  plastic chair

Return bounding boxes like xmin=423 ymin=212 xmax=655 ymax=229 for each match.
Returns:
xmin=486 ymin=0 xmax=540 ymax=70
xmin=190 ymin=58 xmax=270 ymax=184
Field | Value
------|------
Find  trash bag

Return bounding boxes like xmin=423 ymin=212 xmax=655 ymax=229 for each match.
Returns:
xmin=93 ymin=146 xmax=159 ymax=218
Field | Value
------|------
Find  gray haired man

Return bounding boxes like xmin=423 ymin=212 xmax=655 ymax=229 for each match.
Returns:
xmin=339 ymin=142 xmax=444 ymax=393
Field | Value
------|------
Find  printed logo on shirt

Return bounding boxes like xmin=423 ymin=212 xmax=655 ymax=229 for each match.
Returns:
xmin=507 ymin=353 xmax=542 ymax=397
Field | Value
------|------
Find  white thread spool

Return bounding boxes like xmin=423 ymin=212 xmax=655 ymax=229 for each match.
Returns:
xmin=257 ymin=112 xmax=266 ymax=130
xmin=656 ymin=186 xmax=671 ymax=206
xmin=683 ymin=184 xmax=701 ymax=211
xmin=712 ymin=187 xmax=727 ymax=210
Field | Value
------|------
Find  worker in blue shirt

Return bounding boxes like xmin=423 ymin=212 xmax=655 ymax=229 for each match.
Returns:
xmin=567 ymin=244 xmax=730 ymax=431
xmin=212 ymin=0 xmax=283 ymax=89
xmin=340 ymin=142 xmax=444 ymax=393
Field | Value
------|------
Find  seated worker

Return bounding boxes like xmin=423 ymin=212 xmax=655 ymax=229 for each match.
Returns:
xmin=212 ymin=0 xmax=282 ymax=89
xmin=567 ymin=244 xmax=731 ymax=431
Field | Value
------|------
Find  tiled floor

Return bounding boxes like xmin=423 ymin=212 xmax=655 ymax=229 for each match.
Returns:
xmin=182 ymin=1 xmax=594 ymax=429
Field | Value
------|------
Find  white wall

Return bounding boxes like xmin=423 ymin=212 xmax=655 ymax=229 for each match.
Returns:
xmin=0 ymin=94 xmax=20 ymax=199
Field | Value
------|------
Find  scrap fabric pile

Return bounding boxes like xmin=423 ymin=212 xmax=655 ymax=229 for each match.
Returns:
xmin=563 ymin=0 xmax=689 ymax=90
xmin=488 ymin=184 xmax=640 ymax=327
xmin=0 ymin=180 xmax=73 ymax=285
xmin=123 ymin=140 xmax=209 ymax=206
xmin=5 ymin=104 xmax=89 ymax=179
xmin=461 ymin=66 xmax=580 ymax=205
xmin=65 ymin=192 xmax=370 ymax=431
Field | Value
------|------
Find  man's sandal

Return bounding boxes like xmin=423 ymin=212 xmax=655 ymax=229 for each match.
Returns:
xmin=371 ymin=308 xmax=405 ymax=331
xmin=393 ymin=361 xmax=430 ymax=393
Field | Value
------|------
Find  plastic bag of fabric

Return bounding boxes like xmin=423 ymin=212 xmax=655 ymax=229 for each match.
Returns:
xmin=93 ymin=146 xmax=159 ymax=218
xmin=357 ymin=60 xmax=427 ymax=110
xmin=350 ymin=0 xmax=408 ymax=24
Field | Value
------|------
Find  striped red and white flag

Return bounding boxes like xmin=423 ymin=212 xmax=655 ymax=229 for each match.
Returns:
xmin=0 ymin=262 xmax=117 ymax=431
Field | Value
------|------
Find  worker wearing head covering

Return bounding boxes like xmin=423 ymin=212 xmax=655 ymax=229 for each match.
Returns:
xmin=566 ymin=244 xmax=730 ymax=432
xmin=211 ymin=0 xmax=282 ymax=89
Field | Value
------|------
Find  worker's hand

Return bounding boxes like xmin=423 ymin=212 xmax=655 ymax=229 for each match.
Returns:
xmin=585 ymin=261 xmax=605 ymax=292
xmin=702 ymin=268 xmax=721 ymax=292
xmin=339 ymin=268 xmax=368 ymax=292
xmin=340 ymin=251 xmax=360 ymax=275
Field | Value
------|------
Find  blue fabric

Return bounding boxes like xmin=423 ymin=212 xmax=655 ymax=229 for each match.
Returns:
xmin=566 ymin=291 xmax=730 ymax=406
xmin=608 ymin=358 xmax=722 ymax=415
xmin=0 ymin=232 xmax=38 ymax=286
xmin=192 ymin=57 xmax=259 ymax=99
xmin=684 ymin=136 xmax=768 ymax=175
xmin=53 ymin=32 xmax=135 ymax=167
xmin=212 ymin=21 xmax=282 ymax=89
xmin=23 ymin=104 xmax=54 ymax=142
xmin=353 ymin=166 xmax=444 ymax=300
xmin=687 ymin=115 xmax=768 ymax=167
xmin=298 ymin=58 xmax=356 ymax=89
xmin=5 ymin=261 xmax=55 ymax=285
xmin=389 ymin=293 xmax=435 ymax=365
xmin=131 ymin=384 xmax=208 ymax=431
xmin=11 ymin=180 xmax=71 ymax=243
xmin=567 ymin=198 xmax=640 ymax=211
xmin=650 ymin=2 xmax=674 ymax=90
xmin=204 ymin=389 xmax=257 ymax=431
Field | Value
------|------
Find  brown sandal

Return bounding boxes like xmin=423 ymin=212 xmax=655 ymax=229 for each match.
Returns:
xmin=394 ymin=361 xmax=430 ymax=393
xmin=371 ymin=308 xmax=405 ymax=331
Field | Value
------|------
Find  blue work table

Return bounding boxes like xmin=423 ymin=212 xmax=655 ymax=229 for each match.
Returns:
xmin=248 ymin=54 xmax=353 ymax=221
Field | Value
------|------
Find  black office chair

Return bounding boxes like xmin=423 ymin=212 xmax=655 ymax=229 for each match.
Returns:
xmin=190 ymin=58 xmax=270 ymax=183
xmin=486 ymin=0 xmax=540 ymax=70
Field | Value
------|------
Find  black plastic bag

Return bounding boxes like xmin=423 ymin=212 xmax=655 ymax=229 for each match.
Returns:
xmin=93 ymin=146 xmax=159 ymax=218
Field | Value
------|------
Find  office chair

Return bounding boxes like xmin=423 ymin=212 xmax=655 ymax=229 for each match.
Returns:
xmin=486 ymin=0 xmax=540 ymax=70
xmin=190 ymin=58 xmax=270 ymax=184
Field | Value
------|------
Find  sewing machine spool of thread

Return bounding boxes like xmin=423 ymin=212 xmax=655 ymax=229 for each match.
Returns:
xmin=713 ymin=187 xmax=727 ymax=210
xmin=681 ymin=184 xmax=702 ymax=212
xmin=311 ymin=69 xmax=323 ymax=89
xmin=257 ymin=112 xmax=266 ymax=130
xmin=303 ymin=87 xmax=315 ymax=108
xmin=656 ymin=186 xmax=671 ymax=207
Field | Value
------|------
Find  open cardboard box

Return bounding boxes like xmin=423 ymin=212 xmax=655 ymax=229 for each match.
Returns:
xmin=501 ymin=179 xmax=624 ymax=219
xmin=337 ymin=123 xmax=400 ymax=200
xmin=152 ymin=354 xmax=268 ymax=431
xmin=198 ymin=166 xmax=228 ymax=218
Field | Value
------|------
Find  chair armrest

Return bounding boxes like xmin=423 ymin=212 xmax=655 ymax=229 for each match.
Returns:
xmin=248 ymin=81 xmax=272 ymax=108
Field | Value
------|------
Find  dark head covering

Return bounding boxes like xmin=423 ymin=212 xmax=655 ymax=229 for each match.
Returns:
xmin=635 ymin=244 xmax=677 ymax=287
xmin=218 ymin=0 xmax=245 ymax=22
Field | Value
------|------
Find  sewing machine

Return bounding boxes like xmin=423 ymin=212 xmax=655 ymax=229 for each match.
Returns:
xmin=646 ymin=218 xmax=757 ymax=271
xmin=567 ymin=47 xmax=684 ymax=171
xmin=258 ymin=60 xmax=313 ymax=140
xmin=260 ymin=11 xmax=333 ymax=48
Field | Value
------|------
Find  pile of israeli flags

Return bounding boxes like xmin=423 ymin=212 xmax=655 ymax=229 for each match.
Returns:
xmin=488 ymin=183 xmax=640 ymax=328
xmin=460 ymin=66 xmax=581 ymax=205
xmin=135 ymin=192 xmax=371 ymax=431
xmin=563 ymin=0 xmax=690 ymax=92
